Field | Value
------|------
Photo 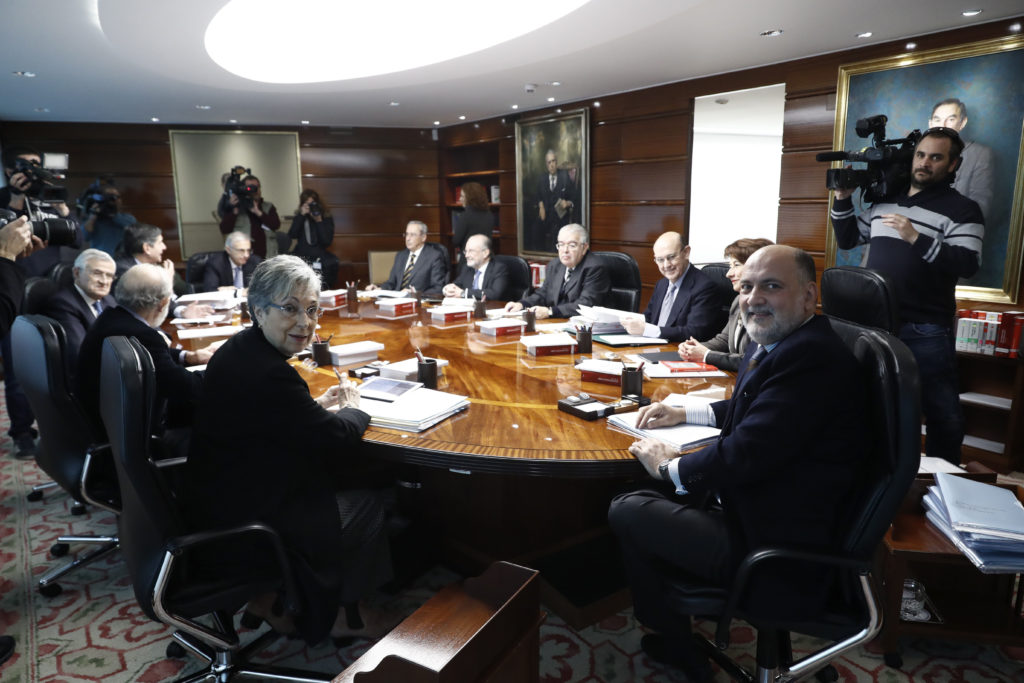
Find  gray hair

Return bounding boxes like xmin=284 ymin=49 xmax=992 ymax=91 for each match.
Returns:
xmin=73 ymin=248 xmax=115 ymax=271
xmin=407 ymin=220 xmax=428 ymax=236
xmin=248 ymin=255 xmax=320 ymax=316
xmin=225 ymin=231 xmax=250 ymax=249
xmin=560 ymin=223 xmax=589 ymax=245
xmin=114 ymin=264 xmax=172 ymax=313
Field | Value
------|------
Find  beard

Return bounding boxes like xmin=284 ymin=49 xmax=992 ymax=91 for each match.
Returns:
xmin=910 ymin=167 xmax=949 ymax=191
xmin=742 ymin=305 xmax=803 ymax=346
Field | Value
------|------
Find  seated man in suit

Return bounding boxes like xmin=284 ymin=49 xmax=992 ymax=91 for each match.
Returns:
xmin=40 ymin=248 xmax=116 ymax=380
xmin=621 ymin=231 xmax=723 ymax=342
xmin=366 ymin=220 xmax=447 ymax=296
xmin=504 ymin=224 xmax=609 ymax=320
xmin=442 ymin=234 xmax=509 ymax=301
xmin=608 ymin=246 xmax=868 ymax=681
xmin=117 ymin=223 xmax=212 ymax=319
xmin=76 ymin=264 xmax=218 ymax=441
xmin=202 ymin=231 xmax=262 ymax=292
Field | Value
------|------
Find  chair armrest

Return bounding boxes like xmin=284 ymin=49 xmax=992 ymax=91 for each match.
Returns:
xmin=150 ymin=434 xmax=188 ymax=468
xmin=713 ymin=546 xmax=873 ymax=648
xmin=80 ymin=443 xmax=120 ymax=513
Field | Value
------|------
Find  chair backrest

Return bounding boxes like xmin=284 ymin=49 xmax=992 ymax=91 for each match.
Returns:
xmin=593 ymin=251 xmax=641 ymax=312
xmin=492 ymin=254 xmax=532 ymax=301
xmin=11 ymin=315 xmax=96 ymax=499
xmin=368 ymin=251 xmax=398 ymax=284
xmin=22 ymin=276 xmax=58 ymax=315
xmin=700 ymin=262 xmax=737 ymax=314
xmin=46 ymin=260 xmax=76 ymax=289
xmin=99 ymin=335 xmax=179 ymax=620
xmin=825 ymin=316 xmax=921 ymax=560
xmin=425 ymin=242 xmax=451 ymax=283
xmin=821 ymin=266 xmax=900 ymax=334
xmin=184 ymin=251 xmax=220 ymax=288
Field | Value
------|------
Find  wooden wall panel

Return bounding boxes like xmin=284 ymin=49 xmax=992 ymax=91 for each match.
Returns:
xmin=779 ymin=151 xmax=831 ymax=202
xmin=777 ymin=203 xmax=831 ymax=253
xmin=329 ymin=206 xmax=443 ymax=234
xmin=783 ymin=94 xmax=837 ymax=151
xmin=304 ymin=177 xmax=438 ymax=207
xmin=592 ymin=114 xmax=690 ymax=162
xmin=589 ymin=205 xmax=686 ymax=244
xmin=299 ymin=147 xmax=438 ymax=177
xmin=591 ymin=160 xmax=688 ymax=203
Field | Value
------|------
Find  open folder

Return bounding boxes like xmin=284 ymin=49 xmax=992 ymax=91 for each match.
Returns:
xmin=355 ymin=385 xmax=469 ymax=432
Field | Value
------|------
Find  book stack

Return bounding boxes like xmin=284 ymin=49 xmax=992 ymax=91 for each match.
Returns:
xmin=378 ymin=357 xmax=450 ymax=381
xmin=955 ymin=309 xmax=1024 ymax=358
xmin=328 ymin=341 xmax=385 ymax=366
xmin=356 ymin=385 xmax=470 ymax=432
xmin=521 ymin=332 xmax=577 ymax=357
xmin=643 ymin=359 xmax=727 ymax=379
xmin=319 ymin=289 xmax=347 ymax=309
xmin=571 ymin=305 xmax=634 ymax=335
xmin=376 ymin=297 xmax=418 ymax=318
xmin=923 ymin=472 xmax=1024 ymax=573
xmin=476 ymin=318 xmax=526 ymax=337
xmin=430 ymin=304 xmax=474 ymax=324
xmin=576 ymin=359 xmax=626 ymax=386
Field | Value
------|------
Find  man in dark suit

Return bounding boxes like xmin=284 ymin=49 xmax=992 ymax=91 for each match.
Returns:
xmin=201 ymin=231 xmax=262 ymax=292
xmin=76 ymin=263 xmax=217 ymax=441
xmin=118 ymin=223 xmax=213 ymax=319
xmin=505 ymin=224 xmax=609 ymax=319
xmin=608 ymin=246 xmax=867 ymax=680
xmin=442 ymin=234 xmax=510 ymax=301
xmin=532 ymin=150 xmax=576 ymax=252
xmin=366 ymin=220 xmax=447 ymax=296
xmin=621 ymin=231 xmax=724 ymax=342
xmin=40 ymin=248 xmax=116 ymax=380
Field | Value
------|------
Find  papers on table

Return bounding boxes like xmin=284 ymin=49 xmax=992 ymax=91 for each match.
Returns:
xmin=607 ymin=410 xmax=720 ymax=452
xmin=176 ymin=325 xmax=244 ymax=340
xmin=176 ymin=291 xmax=238 ymax=303
xmin=357 ymin=377 xmax=421 ymax=402
xmin=644 ymin=362 xmax=727 ymax=379
xmin=378 ymin=357 xmax=450 ymax=381
xmin=360 ymin=289 xmax=407 ymax=298
xmin=536 ymin=322 xmax=572 ymax=333
xmin=170 ymin=315 xmax=229 ymax=326
xmin=575 ymin=359 xmax=627 ymax=375
xmin=594 ymin=334 xmax=668 ymax=347
xmin=661 ymin=392 xmax=720 ymax=410
xmin=357 ymin=386 xmax=470 ymax=432
xmin=571 ymin=305 xmax=633 ymax=335
xmin=918 ymin=456 xmax=966 ymax=474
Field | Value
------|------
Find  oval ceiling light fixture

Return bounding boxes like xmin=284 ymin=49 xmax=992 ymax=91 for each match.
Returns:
xmin=206 ymin=0 xmax=591 ymax=83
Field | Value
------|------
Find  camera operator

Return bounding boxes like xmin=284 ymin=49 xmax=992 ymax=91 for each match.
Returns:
xmin=288 ymin=189 xmax=339 ymax=288
xmin=218 ymin=174 xmax=280 ymax=259
xmin=830 ymin=127 xmax=984 ymax=465
xmin=80 ymin=183 xmax=136 ymax=256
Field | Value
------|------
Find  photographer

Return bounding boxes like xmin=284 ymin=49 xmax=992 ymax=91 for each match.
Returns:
xmin=81 ymin=184 xmax=137 ymax=256
xmin=830 ymin=126 xmax=984 ymax=465
xmin=218 ymin=174 xmax=280 ymax=259
xmin=287 ymin=189 xmax=339 ymax=288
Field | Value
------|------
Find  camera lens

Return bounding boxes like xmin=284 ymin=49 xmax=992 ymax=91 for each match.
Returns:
xmin=32 ymin=218 xmax=78 ymax=247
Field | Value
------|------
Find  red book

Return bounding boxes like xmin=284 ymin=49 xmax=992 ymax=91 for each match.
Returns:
xmin=431 ymin=310 xmax=471 ymax=323
xmin=996 ymin=312 xmax=1024 ymax=357
xmin=378 ymin=302 xmax=417 ymax=317
xmin=478 ymin=321 xmax=524 ymax=336
xmin=528 ymin=344 xmax=575 ymax=357
xmin=659 ymin=360 xmax=719 ymax=373
xmin=580 ymin=370 xmax=622 ymax=386
xmin=1011 ymin=316 xmax=1024 ymax=360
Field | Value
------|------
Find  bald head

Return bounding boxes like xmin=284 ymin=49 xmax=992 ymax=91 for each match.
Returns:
xmin=115 ymin=264 xmax=173 ymax=323
xmin=652 ymin=231 xmax=690 ymax=283
xmin=739 ymin=245 xmax=818 ymax=346
xmin=464 ymin=233 xmax=492 ymax=270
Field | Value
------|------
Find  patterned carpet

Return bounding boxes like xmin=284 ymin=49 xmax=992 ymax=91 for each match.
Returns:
xmin=2 ymin=404 xmax=1023 ymax=680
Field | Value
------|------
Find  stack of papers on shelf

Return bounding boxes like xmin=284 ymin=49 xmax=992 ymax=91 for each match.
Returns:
xmin=328 ymin=341 xmax=385 ymax=366
xmin=571 ymin=305 xmax=634 ymax=334
xmin=521 ymin=332 xmax=577 ymax=356
xmin=356 ymin=386 xmax=469 ymax=432
xmin=645 ymin=360 xmax=727 ymax=379
xmin=923 ymin=472 xmax=1024 ymax=573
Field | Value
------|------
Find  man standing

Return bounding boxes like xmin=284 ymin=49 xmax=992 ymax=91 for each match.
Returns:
xmin=831 ymin=127 xmax=983 ymax=464
xmin=621 ymin=231 xmax=724 ymax=342
xmin=442 ymin=234 xmax=509 ymax=301
xmin=533 ymin=150 xmax=576 ymax=252
xmin=505 ymin=224 xmax=609 ymax=320
xmin=608 ymin=245 xmax=867 ymax=680
xmin=219 ymin=174 xmax=281 ymax=258
xmin=367 ymin=221 xmax=447 ymax=296
xmin=202 ymin=232 xmax=262 ymax=292
xmin=81 ymin=184 xmax=136 ymax=256
xmin=40 ymin=248 xmax=116 ymax=380
xmin=928 ymin=98 xmax=994 ymax=220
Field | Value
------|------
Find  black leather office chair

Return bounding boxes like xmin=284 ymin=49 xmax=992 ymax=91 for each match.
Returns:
xmin=594 ymin=251 xmax=641 ymax=312
xmin=492 ymin=254 xmax=532 ymax=301
xmin=46 ymin=260 xmax=76 ymax=289
xmin=184 ymin=251 xmax=220 ymax=293
xmin=425 ymin=241 xmax=452 ymax=284
xmin=100 ymin=335 xmax=333 ymax=683
xmin=662 ymin=318 xmax=920 ymax=682
xmin=22 ymin=277 xmax=58 ymax=315
xmin=700 ymin=262 xmax=736 ymax=315
xmin=821 ymin=266 xmax=900 ymax=334
xmin=11 ymin=315 xmax=120 ymax=596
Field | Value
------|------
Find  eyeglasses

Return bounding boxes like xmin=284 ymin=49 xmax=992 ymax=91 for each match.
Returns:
xmin=86 ymin=268 xmax=115 ymax=281
xmin=267 ymin=302 xmax=323 ymax=321
xmin=556 ymin=241 xmax=582 ymax=250
xmin=654 ymin=252 xmax=682 ymax=266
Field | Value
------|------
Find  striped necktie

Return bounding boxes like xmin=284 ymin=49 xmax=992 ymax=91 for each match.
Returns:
xmin=401 ymin=253 xmax=416 ymax=289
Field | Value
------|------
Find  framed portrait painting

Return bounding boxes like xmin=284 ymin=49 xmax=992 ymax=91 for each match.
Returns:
xmin=825 ymin=35 xmax=1024 ymax=303
xmin=515 ymin=108 xmax=589 ymax=258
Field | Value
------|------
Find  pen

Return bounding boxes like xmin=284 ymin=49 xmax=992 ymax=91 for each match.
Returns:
xmin=637 ymin=362 xmax=645 ymax=373
xmin=414 ymin=347 xmax=425 ymax=362
xmin=332 ymin=368 xmax=345 ymax=384
xmin=325 ymin=334 xmax=334 ymax=344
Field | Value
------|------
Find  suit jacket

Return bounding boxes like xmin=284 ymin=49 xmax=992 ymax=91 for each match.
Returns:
xmin=531 ymin=169 xmax=576 ymax=251
xmin=520 ymin=250 xmax=610 ymax=318
xmin=642 ymin=266 xmax=724 ymax=342
xmin=40 ymin=284 xmax=116 ymax=379
xmin=452 ymin=259 xmax=510 ymax=301
xmin=954 ymin=140 xmax=994 ymax=221
xmin=201 ymin=251 xmax=262 ymax=292
xmin=76 ymin=305 xmax=203 ymax=440
xmin=381 ymin=246 xmax=447 ymax=295
xmin=181 ymin=327 xmax=371 ymax=642
xmin=701 ymin=296 xmax=748 ymax=372
xmin=115 ymin=256 xmax=190 ymax=297
xmin=452 ymin=207 xmax=495 ymax=254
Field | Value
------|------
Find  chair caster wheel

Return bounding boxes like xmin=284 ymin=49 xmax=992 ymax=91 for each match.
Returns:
xmin=71 ymin=503 xmax=87 ymax=516
xmin=39 ymin=583 xmax=62 ymax=597
xmin=884 ymin=652 xmax=903 ymax=669
xmin=27 ymin=491 xmax=44 ymax=502
xmin=166 ymin=641 xmax=186 ymax=658
xmin=51 ymin=543 xmax=70 ymax=557
xmin=815 ymin=665 xmax=839 ymax=681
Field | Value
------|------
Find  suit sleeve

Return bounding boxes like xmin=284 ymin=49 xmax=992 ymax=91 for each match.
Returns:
xmin=138 ymin=327 xmax=204 ymax=409
xmin=316 ymin=216 xmax=335 ymax=249
xmin=288 ymin=214 xmax=304 ymax=240
xmin=41 ymin=295 xmax=88 ymax=375
xmin=422 ymin=250 xmax=448 ymax=295
xmin=380 ymin=254 xmax=402 ymax=290
xmin=201 ymin=259 xmax=223 ymax=293
xmin=520 ymin=262 xmax=558 ymax=308
xmin=482 ymin=260 xmax=510 ymax=301
xmin=551 ymin=260 xmax=609 ymax=318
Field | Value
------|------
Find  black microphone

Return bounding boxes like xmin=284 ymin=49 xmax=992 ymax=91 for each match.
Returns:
xmin=815 ymin=151 xmax=849 ymax=162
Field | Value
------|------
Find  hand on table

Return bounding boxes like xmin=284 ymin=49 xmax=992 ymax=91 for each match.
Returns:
xmin=635 ymin=402 xmax=686 ymax=429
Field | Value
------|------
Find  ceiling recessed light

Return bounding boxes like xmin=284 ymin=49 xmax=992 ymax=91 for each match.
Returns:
xmin=593 ymin=101 xmax=601 ymax=107
xmin=300 ymin=120 xmax=310 ymax=125
xmin=389 ymin=101 xmax=400 ymax=107
xmin=547 ymin=97 xmax=555 ymax=102
xmin=195 ymin=104 xmax=212 ymax=110
xmin=34 ymin=107 xmax=49 ymax=113
xmin=1010 ymin=22 xmax=1022 ymax=33
xmin=759 ymin=29 xmax=783 ymax=38
xmin=229 ymin=119 xmax=238 ymax=123
xmin=458 ymin=115 xmax=466 ymax=120
xmin=551 ymin=81 xmax=561 ymax=87
xmin=962 ymin=9 xmax=982 ymax=17
xmin=433 ymin=120 xmax=440 ymax=126
xmin=13 ymin=70 xmax=36 ymax=77
xmin=150 ymin=117 xmax=160 ymax=122
xmin=511 ymin=104 xmax=519 ymax=110
xmin=905 ymin=42 xmax=917 ymax=50
xmin=555 ymin=108 xmax=562 ymax=113
xmin=856 ymin=31 xmax=873 ymax=38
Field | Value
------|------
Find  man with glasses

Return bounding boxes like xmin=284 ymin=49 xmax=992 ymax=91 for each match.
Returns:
xmin=443 ymin=233 xmax=509 ymax=301
xmin=831 ymin=126 xmax=984 ymax=464
xmin=41 ymin=248 xmax=117 ymax=380
xmin=505 ymin=224 xmax=609 ymax=320
xmin=620 ymin=231 xmax=723 ymax=342
xmin=202 ymin=231 xmax=262 ymax=292
xmin=367 ymin=220 xmax=447 ymax=297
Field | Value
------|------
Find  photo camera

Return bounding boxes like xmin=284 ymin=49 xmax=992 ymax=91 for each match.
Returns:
xmin=816 ymin=114 xmax=921 ymax=204
xmin=0 ymin=208 xmax=78 ymax=247
xmin=11 ymin=157 xmax=68 ymax=202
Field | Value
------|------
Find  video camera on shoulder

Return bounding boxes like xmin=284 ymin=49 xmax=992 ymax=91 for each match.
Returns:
xmin=76 ymin=176 xmax=119 ymax=218
xmin=12 ymin=157 xmax=68 ymax=203
xmin=0 ymin=208 xmax=78 ymax=248
xmin=816 ymin=114 xmax=921 ymax=204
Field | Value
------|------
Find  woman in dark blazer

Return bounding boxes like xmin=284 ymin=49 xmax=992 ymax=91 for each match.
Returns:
xmin=181 ymin=255 xmax=391 ymax=644
xmin=288 ymin=189 xmax=339 ymax=288
xmin=678 ymin=238 xmax=773 ymax=371
xmin=452 ymin=182 xmax=495 ymax=267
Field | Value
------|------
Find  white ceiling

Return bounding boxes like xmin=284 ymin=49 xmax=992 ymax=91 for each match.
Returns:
xmin=1 ymin=0 xmax=1021 ymax=129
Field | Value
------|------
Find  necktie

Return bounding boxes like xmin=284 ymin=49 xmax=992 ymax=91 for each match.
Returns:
xmin=746 ymin=344 xmax=766 ymax=371
xmin=563 ymin=267 xmax=572 ymax=283
xmin=550 ymin=175 xmax=556 ymax=191
xmin=656 ymin=284 xmax=678 ymax=327
xmin=233 ymin=265 xmax=244 ymax=289
xmin=401 ymin=253 xmax=416 ymax=289
xmin=304 ymin=218 xmax=313 ymax=246
xmin=93 ymin=301 xmax=103 ymax=316
xmin=472 ymin=269 xmax=481 ymax=291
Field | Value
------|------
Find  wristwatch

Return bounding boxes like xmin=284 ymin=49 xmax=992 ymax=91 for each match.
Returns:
xmin=658 ymin=459 xmax=672 ymax=481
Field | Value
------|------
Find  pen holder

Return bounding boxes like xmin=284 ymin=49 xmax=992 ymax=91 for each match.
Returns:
xmin=473 ymin=299 xmax=486 ymax=319
xmin=621 ymin=367 xmax=643 ymax=398
xmin=239 ymin=301 xmax=249 ymax=323
xmin=576 ymin=328 xmax=592 ymax=354
xmin=417 ymin=358 xmax=438 ymax=389
xmin=312 ymin=341 xmax=332 ymax=367
xmin=523 ymin=309 xmax=536 ymax=333
xmin=347 ymin=286 xmax=359 ymax=314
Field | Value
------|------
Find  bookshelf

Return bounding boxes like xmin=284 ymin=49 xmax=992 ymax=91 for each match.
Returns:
xmin=956 ymin=350 xmax=1024 ymax=471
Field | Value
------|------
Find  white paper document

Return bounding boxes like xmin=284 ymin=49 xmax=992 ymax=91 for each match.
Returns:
xmin=607 ymin=410 xmax=720 ymax=452
xmin=176 ymin=325 xmax=244 ymax=340
xmin=356 ymin=387 xmax=470 ymax=432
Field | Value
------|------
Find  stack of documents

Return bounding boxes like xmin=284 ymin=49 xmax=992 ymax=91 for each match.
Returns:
xmin=607 ymin=392 xmax=720 ymax=451
xmin=430 ymin=304 xmax=474 ymax=323
xmin=571 ymin=305 xmax=635 ymax=335
xmin=923 ymin=472 xmax=1024 ymax=573
xmin=378 ymin=357 xmax=450 ymax=381
xmin=360 ymin=289 xmax=406 ymax=298
xmin=644 ymin=360 xmax=727 ymax=379
xmin=329 ymin=341 xmax=385 ymax=366
xmin=521 ymin=332 xmax=577 ymax=356
xmin=356 ymin=385 xmax=469 ymax=432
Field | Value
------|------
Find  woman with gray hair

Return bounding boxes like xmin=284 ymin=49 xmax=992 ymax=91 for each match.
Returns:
xmin=181 ymin=255 xmax=393 ymax=645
